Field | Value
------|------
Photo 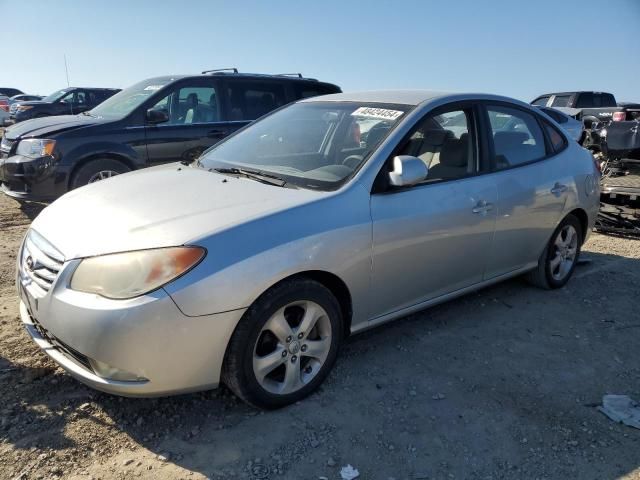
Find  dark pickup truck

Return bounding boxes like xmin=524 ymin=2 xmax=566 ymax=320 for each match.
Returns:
xmin=531 ymin=91 xmax=640 ymax=127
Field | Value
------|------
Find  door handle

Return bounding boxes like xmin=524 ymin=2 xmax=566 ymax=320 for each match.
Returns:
xmin=551 ymin=183 xmax=568 ymax=196
xmin=472 ymin=200 xmax=494 ymax=214
xmin=207 ymin=129 xmax=226 ymax=138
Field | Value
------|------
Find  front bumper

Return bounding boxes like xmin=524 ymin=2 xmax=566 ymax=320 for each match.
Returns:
xmin=0 ymin=154 xmax=68 ymax=201
xmin=17 ymin=239 xmax=246 ymax=396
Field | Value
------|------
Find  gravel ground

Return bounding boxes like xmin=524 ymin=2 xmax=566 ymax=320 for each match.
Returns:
xmin=1 ymin=192 xmax=640 ymax=480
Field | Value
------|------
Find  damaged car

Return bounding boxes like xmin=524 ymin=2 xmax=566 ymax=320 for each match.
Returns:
xmin=17 ymin=91 xmax=600 ymax=408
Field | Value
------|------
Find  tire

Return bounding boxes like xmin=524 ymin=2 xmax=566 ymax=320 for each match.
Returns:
xmin=222 ymin=278 xmax=343 ymax=409
xmin=71 ymin=158 xmax=130 ymax=189
xmin=526 ymin=214 xmax=583 ymax=289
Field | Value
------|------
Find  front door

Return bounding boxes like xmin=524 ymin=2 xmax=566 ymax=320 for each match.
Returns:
xmin=369 ymin=105 xmax=497 ymax=319
xmin=145 ymin=80 xmax=229 ymax=165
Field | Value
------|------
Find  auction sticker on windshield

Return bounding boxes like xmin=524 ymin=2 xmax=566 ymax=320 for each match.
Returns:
xmin=351 ymin=107 xmax=403 ymax=121
xmin=144 ymin=85 xmax=163 ymax=91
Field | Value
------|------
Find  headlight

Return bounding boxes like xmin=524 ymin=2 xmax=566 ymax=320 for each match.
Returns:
xmin=16 ymin=139 xmax=56 ymax=158
xmin=17 ymin=105 xmax=33 ymax=111
xmin=70 ymin=246 xmax=206 ymax=299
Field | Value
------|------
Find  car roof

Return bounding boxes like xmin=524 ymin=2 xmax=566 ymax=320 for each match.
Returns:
xmin=301 ymin=90 xmax=455 ymax=106
xmin=300 ymin=90 xmax=529 ymax=107
xmin=535 ymin=91 xmax=614 ymax=97
xmin=142 ymin=73 xmax=338 ymax=87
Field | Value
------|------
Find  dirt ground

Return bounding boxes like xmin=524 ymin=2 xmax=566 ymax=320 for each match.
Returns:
xmin=1 ymin=191 xmax=640 ymax=480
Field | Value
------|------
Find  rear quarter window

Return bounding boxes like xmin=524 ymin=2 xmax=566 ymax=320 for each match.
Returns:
xmin=541 ymin=119 xmax=567 ymax=152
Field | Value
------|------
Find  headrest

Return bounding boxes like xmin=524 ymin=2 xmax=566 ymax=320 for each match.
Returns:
xmin=185 ymin=93 xmax=198 ymax=107
xmin=209 ymin=93 xmax=217 ymax=106
xmin=439 ymin=136 xmax=468 ymax=167
xmin=421 ymin=129 xmax=454 ymax=146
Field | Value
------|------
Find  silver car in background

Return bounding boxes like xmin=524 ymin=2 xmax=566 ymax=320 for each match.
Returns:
xmin=537 ymin=106 xmax=585 ymax=143
xmin=17 ymin=91 xmax=600 ymax=408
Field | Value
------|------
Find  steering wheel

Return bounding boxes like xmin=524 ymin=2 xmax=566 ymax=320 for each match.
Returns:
xmin=342 ymin=155 xmax=363 ymax=169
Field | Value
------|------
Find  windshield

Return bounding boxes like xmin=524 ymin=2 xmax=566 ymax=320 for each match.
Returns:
xmin=42 ymin=89 xmax=68 ymax=103
xmin=90 ymin=78 xmax=173 ymax=118
xmin=197 ymin=102 xmax=410 ymax=190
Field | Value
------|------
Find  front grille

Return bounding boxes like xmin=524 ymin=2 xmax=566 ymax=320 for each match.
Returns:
xmin=28 ymin=311 xmax=93 ymax=371
xmin=20 ymin=230 xmax=65 ymax=297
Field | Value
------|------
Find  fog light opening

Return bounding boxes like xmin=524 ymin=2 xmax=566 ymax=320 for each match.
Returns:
xmin=89 ymin=359 xmax=147 ymax=382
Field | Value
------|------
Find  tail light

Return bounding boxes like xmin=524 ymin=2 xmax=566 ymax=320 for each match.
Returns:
xmin=0 ymin=100 xmax=9 ymax=112
xmin=612 ymin=111 xmax=626 ymax=122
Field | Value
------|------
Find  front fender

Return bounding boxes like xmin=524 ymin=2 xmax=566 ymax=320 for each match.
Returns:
xmin=163 ymin=185 xmax=373 ymax=329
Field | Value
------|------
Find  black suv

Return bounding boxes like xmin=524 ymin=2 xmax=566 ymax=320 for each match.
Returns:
xmin=11 ymin=87 xmax=120 ymax=123
xmin=0 ymin=70 xmax=341 ymax=201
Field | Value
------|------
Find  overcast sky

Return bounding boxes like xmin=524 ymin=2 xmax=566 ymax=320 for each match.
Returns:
xmin=2 ymin=0 xmax=639 ymax=102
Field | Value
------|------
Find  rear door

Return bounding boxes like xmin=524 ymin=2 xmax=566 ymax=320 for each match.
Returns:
xmin=481 ymin=103 xmax=568 ymax=278
xmin=144 ymin=78 xmax=228 ymax=165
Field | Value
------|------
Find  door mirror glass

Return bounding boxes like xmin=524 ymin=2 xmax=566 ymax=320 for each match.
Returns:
xmin=388 ymin=155 xmax=428 ymax=187
xmin=146 ymin=108 xmax=169 ymax=124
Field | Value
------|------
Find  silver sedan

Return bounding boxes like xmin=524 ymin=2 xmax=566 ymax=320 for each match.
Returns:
xmin=17 ymin=91 xmax=600 ymax=408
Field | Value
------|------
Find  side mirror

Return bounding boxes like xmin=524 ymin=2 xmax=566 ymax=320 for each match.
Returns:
xmin=146 ymin=108 xmax=169 ymax=124
xmin=388 ymin=155 xmax=428 ymax=187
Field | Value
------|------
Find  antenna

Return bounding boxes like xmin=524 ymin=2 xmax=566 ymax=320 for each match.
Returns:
xmin=64 ymin=54 xmax=70 ymax=87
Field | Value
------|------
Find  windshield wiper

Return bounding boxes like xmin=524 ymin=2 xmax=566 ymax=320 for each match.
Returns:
xmin=212 ymin=167 xmax=293 ymax=188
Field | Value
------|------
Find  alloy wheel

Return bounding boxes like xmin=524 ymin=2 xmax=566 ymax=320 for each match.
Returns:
xmin=549 ymin=224 xmax=578 ymax=281
xmin=88 ymin=170 xmax=119 ymax=183
xmin=252 ymin=300 xmax=332 ymax=395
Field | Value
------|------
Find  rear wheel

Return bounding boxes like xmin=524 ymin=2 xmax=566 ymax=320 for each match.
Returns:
xmin=71 ymin=158 xmax=130 ymax=189
xmin=222 ymin=278 xmax=343 ymax=409
xmin=526 ymin=214 xmax=582 ymax=289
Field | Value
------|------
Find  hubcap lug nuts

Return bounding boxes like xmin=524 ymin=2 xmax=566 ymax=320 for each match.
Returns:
xmin=282 ymin=350 xmax=287 ymax=357
xmin=301 ymin=344 xmax=307 ymax=352
xmin=286 ymin=336 xmax=292 ymax=343
xmin=297 ymin=332 xmax=303 ymax=339
xmin=291 ymin=355 xmax=297 ymax=363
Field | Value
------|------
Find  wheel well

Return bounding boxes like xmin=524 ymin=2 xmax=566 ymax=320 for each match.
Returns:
xmin=68 ymin=154 xmax=135 ymax=189
xmin=568 ymin=208 xmax=589 ymax=244
xmin=281 ymin=271 xmax=353 ymax=338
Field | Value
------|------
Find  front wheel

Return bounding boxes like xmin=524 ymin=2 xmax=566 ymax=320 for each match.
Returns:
xmin=222 ymin=278 xmax=343 ymax=409
xmin=526 ymin=214 xmax=582 ymax=289
xmin=71 ymin=158 xmax=131 ymax=189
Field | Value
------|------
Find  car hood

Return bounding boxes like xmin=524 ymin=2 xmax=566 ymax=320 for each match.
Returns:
xmin=31 ymin=164 xmax=325 ymax=259
xmin=4 ymin=114 xmax=103 ymax=139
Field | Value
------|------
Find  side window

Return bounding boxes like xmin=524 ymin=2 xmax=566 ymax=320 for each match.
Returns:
xmin=531 ymin=96 xmax=550 ymax=107
xmin=542 ymin=120 xmax=566 ymax=152
xmin=397 ymin=108 xmax=476 ymax=182
xmin=149 ymin=85 xmax=219 ymax=125
xmin=487 ymin=106 xmax=546 ymax=169
xmin=228 ymin=82 xmax=286 ymax=121
xmin=551 ymin=95 xmax=572 ymax=107
xmin=59 ymin=91 xmax=75 ymax=104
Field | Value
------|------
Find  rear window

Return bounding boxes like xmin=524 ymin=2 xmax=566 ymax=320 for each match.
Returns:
xmin=531 ymin=96 xmax=550 ymax=107
xmin=551 ymin=95 xmax=572 ymax=107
